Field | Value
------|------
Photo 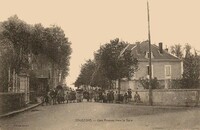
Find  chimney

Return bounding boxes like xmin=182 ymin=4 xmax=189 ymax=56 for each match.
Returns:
xmin=159 ymin=42 xmax=163 ymax=53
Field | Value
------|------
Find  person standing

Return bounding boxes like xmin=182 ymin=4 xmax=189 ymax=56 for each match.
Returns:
xmin=134 ymin=91 xmax=141 ymax=103
xmin=52 ymin=88 xmax=57 ymax=105
xmin=49 ymin=89 xmax=54 ymax=105
xmin=65 ymin=91 xmax=69 ymax=103
xmin=107 ymin=90 xmax=110 ymax=103
xmin=110 ymin=90 xmax=114 ymax=103
xmin=114 ymin=91 xmax=118 ymax=103
xmin=43 ymin=91 xmax=49 ymax=105
xmin=103 ymin=92 xmax=107 ymax=103
xmin=127 ymin=89 xmax=132 ymax=102
xmin=124 ymin=92 xmax=128 ymax=103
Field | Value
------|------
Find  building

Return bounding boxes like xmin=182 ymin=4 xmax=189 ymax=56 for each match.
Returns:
xmin=119 ymin=41 xmax=183 ymax=91
xmin=30 ymin=54 xmax=61 ymax=95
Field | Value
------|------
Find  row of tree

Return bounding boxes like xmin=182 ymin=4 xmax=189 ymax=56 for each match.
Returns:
xmin=74 ymin=38 xmax=138 ymax=92
xmin=0 ymin=15 xmax=72 ymax=92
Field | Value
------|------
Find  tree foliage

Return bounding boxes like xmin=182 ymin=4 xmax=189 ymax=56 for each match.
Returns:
xmin=1 ymin=15 xmax=32 ymax=73
xmin=95 ymin=38 xmax=138 ymax=89
xmin=75 ymin=59 xmax=96 ymax=87
xmin=75 ymin=38 xmax=138 ymax=90
xmin=139 ymin=77 xmax=160 ymax=89
xmin=44 ymin=25 xmax=72 ymax=77
xmin=0 ymin=15 xmax=72 ymax=91
xmin=181 ymin=49 xmax=200 ymax=88
xmin=170 ymin=44 xmax=183 ymax=59
xmin=97 ymin=38 xmax=138 ymax=81
xmin=170 ymin=43 xmax=200 ymax=88
xmin=74 ymin=59 xmax=110 ymax=89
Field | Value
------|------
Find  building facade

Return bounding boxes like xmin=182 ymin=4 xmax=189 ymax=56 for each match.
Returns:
xmin=119 ymin=41 xmax=183 ymax=91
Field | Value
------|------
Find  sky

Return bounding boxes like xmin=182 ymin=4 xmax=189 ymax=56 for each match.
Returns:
xmin=0 ymin=0 xmax=200 ymax=87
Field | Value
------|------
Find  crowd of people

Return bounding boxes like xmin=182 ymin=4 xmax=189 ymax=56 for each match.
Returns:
xmin=93 ymin=89 xmax=141 ymax=104
xmin=42 ymin=86 xmax=78 ymax=105
xmin=41 ymin=86 xmax=141 ymax=106
xmin=42 ymin=88 xmax=64 ymax=105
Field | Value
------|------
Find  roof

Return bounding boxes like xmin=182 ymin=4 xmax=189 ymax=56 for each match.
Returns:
xmin=126 ymin=41 xmax=181 ymax=62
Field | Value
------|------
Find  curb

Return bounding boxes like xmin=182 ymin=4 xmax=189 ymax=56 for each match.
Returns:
xmin=0 ymin=102 xmax=42 ymax=118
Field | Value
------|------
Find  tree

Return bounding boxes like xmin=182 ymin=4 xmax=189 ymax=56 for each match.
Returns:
xmin=170 ymin=44 xmax=183 ymax=59
xmin=170 ymin=43 xmax=200 ymax=89
xmin=139 ymin=77 xmax=160 ymax=89
xmin=181 ymin=44 xmax=200 ymax=88
xmin=182 ymin=49 xmax=200 ymax=88
xmin=75 ymin=57 xmax=111 ymax=89
xmin=97 ymin=38 xmax=138 ymax=93
xmin=74 ymin=59 xmax=96 ymax=87
xmin=90 ymin=68 xmax=110 ymax=90
xmin=184 ymin=43 xmax=192 ymax=58
xmin=44 ymin=25 xmax=72 ymax=81
xmin=0 ymin=38 xmax=13 ymax=92
xmin=0 ymin=15 xmax=32 ymax=92
xmin=0 ymin=15 xmax=72 ymax=92
xmin=1 ymin=15 xmax=32 ymax=73
xmin=30 ymin=24 xmax=46 ymax=56
xmin=30 ymin=24 xmax=72 ymax=82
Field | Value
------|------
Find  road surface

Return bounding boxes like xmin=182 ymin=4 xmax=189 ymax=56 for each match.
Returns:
xmin=0 ymin=102 xmax=200 ymax=130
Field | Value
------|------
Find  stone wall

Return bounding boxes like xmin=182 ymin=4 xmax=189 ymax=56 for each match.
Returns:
xmin=0 ymin=92 xmax=25 ymax=115
xmin=132 ymin=89 xmax=200 ymax=107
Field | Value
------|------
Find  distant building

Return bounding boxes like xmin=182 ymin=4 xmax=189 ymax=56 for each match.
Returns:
xmin=118 ymin=41 xmax=183 ymax=91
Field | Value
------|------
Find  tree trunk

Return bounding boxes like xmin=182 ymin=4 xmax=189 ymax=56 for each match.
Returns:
xmin=118 ymin=79 xmax=121 ymax=94
xmin=117 ymin=79 xmax=121 ymax=102
xmin=51 ymin=62 xmax=55 ymax=89
xmin=8 ymin=67 xmax=11 ymax=83
xmin=12 ymin=69 xmax=15 ymax=92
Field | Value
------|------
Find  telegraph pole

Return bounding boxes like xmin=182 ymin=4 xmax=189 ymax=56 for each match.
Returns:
xmin=147 ymin=0 xmax=153 ymax=105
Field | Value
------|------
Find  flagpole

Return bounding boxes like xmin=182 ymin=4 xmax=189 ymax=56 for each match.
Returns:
xmin=147 ymin=0 xmax=153 ymax=105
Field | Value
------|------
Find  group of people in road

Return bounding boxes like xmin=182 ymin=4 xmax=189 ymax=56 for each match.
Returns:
xmin=42 ymin=86 xmax=141 ymax=106
xmin=42 ymin=86 xmax=76 ymax=105
xmin=93 ymin=89 xmax=141 ymax=104
xmin=93 ymin=89 xmax=115 ymax=103
xmin=42 ymin=88 xmax=64 ymax=105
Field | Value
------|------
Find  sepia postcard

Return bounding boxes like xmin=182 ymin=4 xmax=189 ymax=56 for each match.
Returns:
xmin=0 ymin=0 xmax=200 ymax=130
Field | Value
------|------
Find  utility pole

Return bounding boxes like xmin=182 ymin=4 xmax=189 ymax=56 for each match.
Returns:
xmin=147 ymin=0 xmax=153 ymax=105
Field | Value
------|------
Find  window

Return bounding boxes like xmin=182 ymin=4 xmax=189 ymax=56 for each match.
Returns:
xmin=147 ymin=65 xmax=150 ymax=75
xmin=145 ymin=52 xmax=154 ymax=58
xmin=165 ymin=65 xmax=171 ymax=77
xmin=147 ymin=65 xmax=153 ymax=77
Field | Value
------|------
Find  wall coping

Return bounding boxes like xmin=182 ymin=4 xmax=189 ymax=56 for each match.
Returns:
xmin=132 ymin=89 xmax=200 ymax=92
xmin=0 ymin=92 xmax=25 ymax=95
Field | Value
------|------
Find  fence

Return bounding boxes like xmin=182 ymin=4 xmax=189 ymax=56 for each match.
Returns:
xmin=0 ymin=92 xmax=25 ymax=115
xmin=132 ymin=89 xmax=200 ymax=107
